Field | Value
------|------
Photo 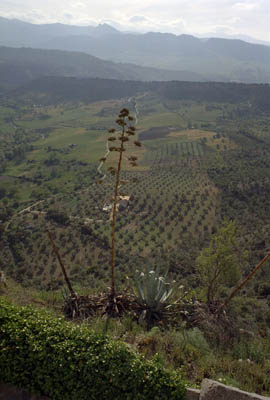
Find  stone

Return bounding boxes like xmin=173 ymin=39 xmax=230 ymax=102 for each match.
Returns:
xmin=200 ymin=379 xmax=270 ymax=400
xmin=0 ymin=384 xmax=49 ymax=400
xmin=187 ymin=387 xmax=200 ymax=400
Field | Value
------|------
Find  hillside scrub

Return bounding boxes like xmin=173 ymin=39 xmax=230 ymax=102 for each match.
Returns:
xmin=0 ymin=299 xmax=186 ymax=400
xmin=196 ymin=220 xmax=244 ymax=307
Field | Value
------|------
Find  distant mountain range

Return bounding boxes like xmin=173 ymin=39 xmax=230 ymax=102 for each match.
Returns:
xmin=0 ymin=46 xmax=204 ymax=90
xmin=198 ymin=32 xmax=270 ymax=47
xmin=1 ymin=16 xmax=270 ymax=83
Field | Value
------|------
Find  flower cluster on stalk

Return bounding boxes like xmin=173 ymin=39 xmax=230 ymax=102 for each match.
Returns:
xmin=98 ymin=108 xmax=142 ymax=175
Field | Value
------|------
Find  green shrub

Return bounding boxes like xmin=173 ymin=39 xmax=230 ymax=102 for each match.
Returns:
xmin=0 ymin=299 xmax=186 ymax=400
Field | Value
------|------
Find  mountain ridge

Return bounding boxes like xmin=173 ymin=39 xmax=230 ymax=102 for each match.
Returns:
xmin=0 ymin=46 xmax=205 ymax=90
xmin=1 ymin=16 xmax=270 ymax=83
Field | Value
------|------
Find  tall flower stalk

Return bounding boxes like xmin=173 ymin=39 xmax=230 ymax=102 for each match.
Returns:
xmin=99 ymin=108 xmax=141 ymax=300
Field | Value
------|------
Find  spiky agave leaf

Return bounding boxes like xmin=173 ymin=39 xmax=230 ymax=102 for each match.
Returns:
xmin=134 ymin=266 xmax=177 ymax=319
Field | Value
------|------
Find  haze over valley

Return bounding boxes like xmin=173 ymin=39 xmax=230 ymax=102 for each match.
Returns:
xmin=1 ymin=16 xmax=270 ymax=85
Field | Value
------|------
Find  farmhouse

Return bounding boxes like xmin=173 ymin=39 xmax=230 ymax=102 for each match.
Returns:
xmin=102 ymin=195 xmax=130 ymax=213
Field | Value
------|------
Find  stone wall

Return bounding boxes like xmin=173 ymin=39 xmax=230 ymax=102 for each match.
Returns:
xmin=1 ymin=380 xmax=270 ymax=400
xmin=0 ymin=384 xmax=49 ymax=400
xmin=187 ymin=379 xmax=270 ymax=400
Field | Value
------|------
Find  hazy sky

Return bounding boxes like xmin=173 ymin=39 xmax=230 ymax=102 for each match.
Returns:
xmin=0 ymin=0 xmax=269 ymax=41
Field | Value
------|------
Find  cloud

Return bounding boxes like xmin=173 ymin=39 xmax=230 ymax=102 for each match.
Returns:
xmin=129 ymin=16 xmax=148 ymax=23
xmin=233 ymin=2 xmax=259 ymax=11
xmin=124 ymin=15 xmax=187 ymax=34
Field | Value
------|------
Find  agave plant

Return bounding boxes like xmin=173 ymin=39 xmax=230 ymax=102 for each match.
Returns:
xmin=134 ymin=266 xmax=179 ymax=324
xmin=97 ymin=108 xmax=141 ymax=304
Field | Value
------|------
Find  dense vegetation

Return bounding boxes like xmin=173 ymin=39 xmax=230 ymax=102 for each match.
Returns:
xmin=3 ymin=77 xmax=270 ymax=112
xmin=0 ymin=299 xmax=186 ymax=399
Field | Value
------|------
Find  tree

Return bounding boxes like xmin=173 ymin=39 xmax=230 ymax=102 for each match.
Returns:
xmin=196 ymin=220 xmax=243 ymax=308
xmin=46 ymin=209 xmax=69 ymax=225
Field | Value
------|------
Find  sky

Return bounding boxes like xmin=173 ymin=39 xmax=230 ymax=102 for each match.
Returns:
xmin=0 ymin=0 xmax=269 ymax=42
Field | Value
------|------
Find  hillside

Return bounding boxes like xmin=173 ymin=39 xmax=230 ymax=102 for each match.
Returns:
xmin=1 ymin=16 xmax=270 ymax=83
xmin=1 ymin=82 xmax=270 ymax=291
xmin=0 ymin=46 xmax=205 ymax=90
xmin=4 ymin=77 xmax=270 ymax=115
xmin=41 ymin=33 xmax=270 ymax=83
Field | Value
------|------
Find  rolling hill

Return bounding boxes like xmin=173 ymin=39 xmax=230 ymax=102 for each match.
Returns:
xmin=0 ymin=46 xmax=204 ymax=90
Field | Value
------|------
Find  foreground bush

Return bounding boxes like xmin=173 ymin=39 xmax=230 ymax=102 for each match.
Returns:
xmin=0 ymin=299 xmax=186 ymax=400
